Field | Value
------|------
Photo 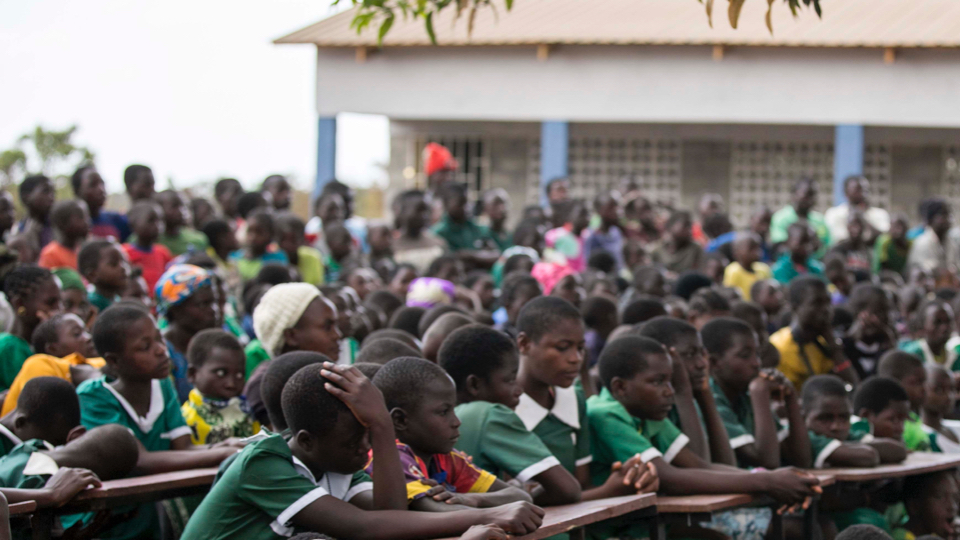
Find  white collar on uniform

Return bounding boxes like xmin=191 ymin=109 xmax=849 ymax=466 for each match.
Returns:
xmin=515 ymin=386 xmax=580 ymax=432
xmin=23 ymin=452 xmax=59 ymax=476
xmin=104 ymin=380 xmax=164 ymax=434
xmin=290 ymin=454 xmax=350 ymax=499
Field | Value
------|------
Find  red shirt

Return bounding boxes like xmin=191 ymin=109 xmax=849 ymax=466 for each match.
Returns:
xmin=123 ymin=243 xmax=173 ymax=295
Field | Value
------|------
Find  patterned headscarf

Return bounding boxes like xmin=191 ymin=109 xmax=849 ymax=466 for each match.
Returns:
xmin=406 ymin=277 xmax=455 ymax=308
xmin=154 ymin=264 xmax=212 ymax=317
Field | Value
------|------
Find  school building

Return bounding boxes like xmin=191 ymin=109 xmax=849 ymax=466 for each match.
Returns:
xmin=277 ymin=0 xmax=960 ymax=224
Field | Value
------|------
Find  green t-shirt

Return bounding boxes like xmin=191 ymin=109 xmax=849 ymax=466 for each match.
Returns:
xmin=769 ymin=205 xmax=830 ymax=254
xmin=904 ymin=412 xmax=930 ymax=452
xmin=710 ymin=378 xmax=789 ymax=468
xmin=808 ymin=430 xmax=843 ymax=468
xmin=182 ymin=434 xmax=372 ymax=540
xmin=771 ymin=253 xmax=826 ymax=285
xmin=586 ymin=388 xmax=688 ymax=486
xmin=130 ymin=228 xmax=209 ymax=257
xmin=0 ymin=439 xmax=87 ymax=536
xmin=514 ymin=386 xmax=591 ymax=475
xmin=244 ymin=340 xmax=271 ymax=381
xmin=431 ymin=215 xmax=491 ymax=252
xmin=0 ymin=334 xmax=33 ymax=391
xmin=454 ymin=401 xmax=560 ymax=483
xmin=88 ymin=290 xmax=120 ymax=313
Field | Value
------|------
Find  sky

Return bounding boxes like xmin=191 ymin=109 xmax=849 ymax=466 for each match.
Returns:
xmin=0 ymin=0 xmax=390 ymax=194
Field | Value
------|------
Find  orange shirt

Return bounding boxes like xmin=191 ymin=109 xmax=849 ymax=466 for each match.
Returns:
xmin=37 ymin=241 xmax=78 ymax=270
xmin=1 ymin=353 xmax=105 ymax=415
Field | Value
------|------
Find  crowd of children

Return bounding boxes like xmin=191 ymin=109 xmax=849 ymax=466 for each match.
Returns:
xmin=0 ymin=154 xmax=959 ymax=540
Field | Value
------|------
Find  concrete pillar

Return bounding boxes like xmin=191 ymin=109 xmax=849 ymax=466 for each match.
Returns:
xmin=833 ymin=124 xmax=864 ymax=205
xmin=315 ymin=116 xmax=337 ymax=199
xmin=540 ymin=121 xmax=569 ymax=206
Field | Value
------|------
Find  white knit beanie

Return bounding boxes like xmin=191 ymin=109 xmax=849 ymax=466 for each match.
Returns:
xmin=253 ymin=283 xmax=321 ymax=357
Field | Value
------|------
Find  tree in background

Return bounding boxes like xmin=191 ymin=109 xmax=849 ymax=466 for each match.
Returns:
xmin=0 ymin=125 xmax=94 ymax=188
xmin=337 ymin=0 xmax=823 ymax=45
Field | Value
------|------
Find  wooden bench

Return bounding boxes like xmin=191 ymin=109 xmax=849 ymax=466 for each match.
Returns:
xmin=814 ymin=452 xmax=960 ymax=482
xmin=8 ymin=502 xmax=36 ymax=517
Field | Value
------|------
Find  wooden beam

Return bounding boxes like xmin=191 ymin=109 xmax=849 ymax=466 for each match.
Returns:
xmin=537 ymin=44 xmax=552 ymax=62
xmin=712 ymin=45 xmax=725 ymax=61
xmin=883 ymin=47 xmax=896 ymax=64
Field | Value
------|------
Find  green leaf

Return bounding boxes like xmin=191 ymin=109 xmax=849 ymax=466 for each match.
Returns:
xmin=425 ymin=12 xmax=437 ymax=44
xmin=504 ymin=0 xmax=513 ymax=10
xmin=706 ymin=0 xmax=714 ymax=28
xmin=378 ymin=13 xmax=394 ymax=44
xmin=728 ymin=0 xmax=746 ymax=29
xmin=765 ymin=0 xmax=775 ymax=33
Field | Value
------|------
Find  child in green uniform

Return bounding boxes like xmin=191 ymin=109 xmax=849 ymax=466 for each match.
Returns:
xmin=890 ymin=471 xmax=960 ymax=540
xmin=79 ymin=240 xmax=130 ymax=314
xmin=921 ymin=365 xmax=960 ymax=453
xmin=369 ymin=357 xmax=531 ymax=510
xmin=877 ymin=351 xmax=931 ymax=451
xmin=182 ymin=359 xmax=544 ymax=540
xmin=152 ymin=190 xmax=209 ymax=256
xmin=900 ymin=300 xmax=960 ymax=370
xmin=850 ymin=377 xmax=912 ymax=445
xmin=77 ymin=304 xmax=242 ymax=539
xmin=703 ymin=317 xmax=813 ymax=469
xmin=0 ymin=377 xmax=86 ymax=457
xmin=515 ymin=297 xmax=658 ymax=501
xmin=439 ymin=324 xmax=583 ymax=506
xmin=587 ymin=335 xmax=821 ymax=540
xmin=0 ymin=265 xmax=63 ymax=391
xmin=636 ymin=317 xmax=735 ymax=465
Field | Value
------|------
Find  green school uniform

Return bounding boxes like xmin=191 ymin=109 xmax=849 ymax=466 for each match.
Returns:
xmin=0 ymin=440 xmax=87 ymax=536
xmin=903 ymin=413 xmax=930 ymax=451
xmin=513 ymin=386 xmax=591 ymax=475
xmin=213 ymin=428 xmax=292 ymax=486
xmin=0 ymin=334 xmax=33 ymax=391
xmin=808 ymin=430 xmax=843 ymax=469
xmin=181 ymin=434 xmax=372 ymax=540
xmin=666 ymin=400 xmax=707 ymax=445
xmin=825 ymin=418 xmax=892 ymax=532
xmin=78 ymin=377 xmax=192 ymax=540
xmin=710 ymin=378 xmax=790 ymax=468
xmin=0 ymin=424 xmax=23 ymax=458
xmin=454 ymin=401 xmax=561 ymax=483
xmin=88 ymin=290 xmax=120 ymax=313
xmin=431 ymin=215 xmax=491 ymax=252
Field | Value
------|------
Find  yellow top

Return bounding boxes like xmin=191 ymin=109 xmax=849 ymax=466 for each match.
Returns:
xmin=769 ymin=327 xmax=834 ymax=391
xmin=2 ymin=353 xmax=105 ymax=415
xmin=722 ymin=261 xmax=771 ymax=301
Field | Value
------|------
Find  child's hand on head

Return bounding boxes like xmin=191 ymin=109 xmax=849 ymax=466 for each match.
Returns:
xmin=670 ymin=352 xmax=692 ymax=394
xmin=760 ymin=368 xmax=794 ymax=397
xmin=320 ymin=362 xmax=390 ymax=428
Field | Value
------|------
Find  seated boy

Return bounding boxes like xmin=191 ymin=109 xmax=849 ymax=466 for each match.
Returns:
xmin=183 ymin=360 xmax=544 ymax=540
xmin=514 ymin=297 xmax=659 ymax=501
xmin=771 ymin=222 xmax=824 ymax=285
xmin=421 ymin=313 xmax=474 ymax=363
xmin=276 ymin=213 xmax=325 ymax=287
xmin=439 ymin=325 xmax=583 ymax=506
xmin=900 ymin=300 xmax=960 ymax=370
xmin=0 ymin=377 xmax=87 ymax=456
xmin=801 ymin=375 xmax=906 ymax=468
xmin=230 ymin=209 xmax=289 ymax=283
xmin=122 ymin=201 xmax=173 ymax=292
xmin=355 ymin=338 xmax=421 ymax=366
xmin=151 ymin=190 xmax=209 ymax=256
xmin=703 ymin=317 xmax=813 ymax=469
xmin=850 ymin=377 xmax=912 ymax=446
xmin=2 ymin=314 xmax=103 ymax=416
xmin=891 ymin=471 xmax=960 ymax=540
xmin=370 ymin=356 xmax=532 ymax=509
xmin=636 ymin=316 xmax=735 ymax=465
xmin=38 ymin=199 xmax=89 ymax=270
xmin=877 ymin=351 xmax=931 ymax=451
xmin=770 ymin=276 xmax=860 ymax=391
xmin=921 ymin=365 xmax=960 ymax=453
xmin=843 ymin=284 xmax=897 ymax=380
xmin=181 ymin=329 xmax=260 ymax=446
xmin=587 ymin=335 xmax=821 ymax=539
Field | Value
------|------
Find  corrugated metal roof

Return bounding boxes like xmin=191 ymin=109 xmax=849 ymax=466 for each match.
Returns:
xmin=275 ymin=0 xmax=960 ymax=48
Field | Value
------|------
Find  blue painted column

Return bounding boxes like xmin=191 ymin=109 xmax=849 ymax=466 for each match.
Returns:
xmin=540 ymin=121 xmax=569 ymax=206
xmin=314 ymin=116 xmax=337 ymax=199
xmin=833 ymin=124 xmax=864 ymax=205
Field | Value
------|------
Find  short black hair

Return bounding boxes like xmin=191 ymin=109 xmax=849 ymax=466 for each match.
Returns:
xmin=801 ymin=374 xmax=849 ymax=412
xmin=263 ymin=351 xmax=330 ymax=430
xmin=18 ymin=376 xmax=80 ymax=432
xmin=622 ymin=297 xmax=666 ymax=326
xmin=701 ymin=317 xmax=755 ymax=357
xmin=502 ymin=253 xmax=534 ymax=277
xmin=636 ymin=316 xmax=698 ymax=349
xmin=202 ymin=219 xmax=234 ymax=249
xmin=673 ymin=272 xmax=712 ymax=301
xmin=19 ymin=174 xmax=51 ymax=201
xmin=834 ymin=524 xmax=896 ymax=540
xmin=255 ymin=263 xmax=295 ymax=286
xmin=501 ymin=273 xmax=542 ymax=307
xmin=389 ymin=306 xmax=426 ymax=337
xmin=587 ymin=251 xmax=616 ymax=274
xmin=598 ymin=335 xmax=667 ymax=389
xmin=582 ymin=296 xmax=618 ymax=329
xmin=92 ymin=304 xmax=153 ymax=357
xmin=364 ymin=290 xmax=404 ymax=321
xmin=275 ymin=212 xmax=305 ymax=236
xmin=512 ymin=218 xmax=543 ymax=247
xmin=31 ymin=313 xmax=72 ymax=354
xmin=352 ymin=363 xmax=382 ymax=380
xmin=187 ymin=329 xmax=243 ymax=368
xmin=786 ymin=221 xmax=813 ymax=242
xmin=262 ymin=174 xmax=288 ymax=191
xmin=788 ymin=275 xmax=828 ymax=308
xmin=730 ymin=301 xmax=764 ymax=327
xmin=924 ymin=198 xmax=950 ymax=224
xmin=439 ymin=325 xmax=517 ymax=391
xmin=665 ymin=210 xmax=692 ymax=230
xmin=877 ymin=350 xmax=924 ymax=381
xmin=688 ymin=288 xmax=732 ymax=316
xmin=750 ymin=279 xmax=777 ymax=302
xmin=123 ymin=165 xmax=151 ymax=190
xmin=426 ymin=255 xmax=459 ymax=279
xmin=78 ymin=240 xmax=115 ymax=278
xmin=237 ymin=192 xmax=267 ymax=219
xmin=439 ymin=182 xmax=467 ymax=204
xmin=853 ymin=376 xmax=909 ymax=415
xmin=50 ymin=200 xmax=86 ymax=232
xmin=246 ymin=208 xmax=274 ymax=235
xmin=214 ymin=178 xmax=242 ymax=199
xmin=71 ymin=164 xmax=96 ymax=195
xmin=848 ymin=284 xmax=888 ymax=315
xmin=282 ymin=362 xmax=350 ymax=437
xmin=361 ymin=328 xmax=418 ymax=350
xmin=544 ymin=177 xmax=568 ymax=197
xmin=702 ymin=213 xmax=733 ymax=239
xmin=418 ymin=305 xmax=467 ymax=338
xmin=355 ymin=338 xmax=421 ymax=366
xmin=373 ymin=357 xmax=450 ymax=412
xmin=127 ymin=201 xmax=160 ymax=228
xmin=3 ymin=264 xmax=53 ymax=303
xmin=517 ymin=296 xmax=582 ymax=343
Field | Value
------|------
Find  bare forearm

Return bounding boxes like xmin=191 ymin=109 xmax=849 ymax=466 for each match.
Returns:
xmin=747 ymin=393 xmax=781 ymax=469
xmin=869 ymin=440 xmax=908 ymax=464
xmin=472 ymin=487 xmax=532 ymax=507
xmin=781 ymin=398 xmax=812 ymax=468
xmin=674 ymin=391 xmax=708 ymax=461
xmin=369 ymin=420 xmax=407 ymax=510
xmin=134 ymin=449 xmax=231 ymax=475
xmin=696 ymin=390 xmax=736 ymax=465
xmin=657 ymin=461 xmax=769 ymax=496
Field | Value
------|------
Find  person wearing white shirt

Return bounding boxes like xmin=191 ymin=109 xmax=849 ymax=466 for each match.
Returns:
xmin=824 ymin=176 xmax=890 ymax=245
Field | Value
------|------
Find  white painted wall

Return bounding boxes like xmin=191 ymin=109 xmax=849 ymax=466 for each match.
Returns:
xmin=316 ymin=45 xmax=960 ymax=127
